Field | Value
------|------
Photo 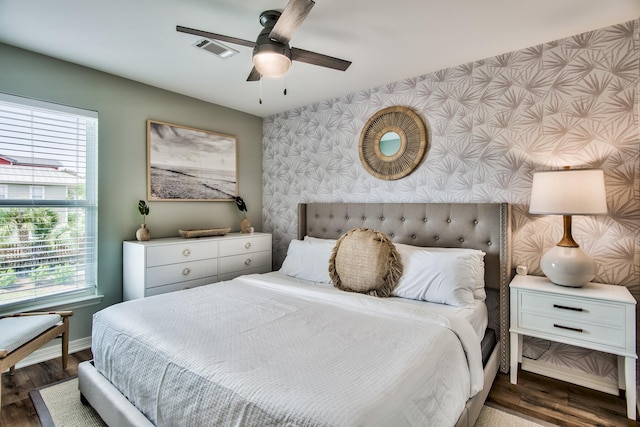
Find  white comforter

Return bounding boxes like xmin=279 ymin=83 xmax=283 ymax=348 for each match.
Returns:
xmin=92 ymin=273 xmax=483 ymax=427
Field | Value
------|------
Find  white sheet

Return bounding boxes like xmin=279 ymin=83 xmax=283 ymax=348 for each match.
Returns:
xmin=92 ymin=273 xmax=484 ymax=427
xmin=273 ymin=271 xmax=488 ymax=339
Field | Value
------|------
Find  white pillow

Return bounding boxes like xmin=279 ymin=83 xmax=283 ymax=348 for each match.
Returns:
xmin=279 ymin=237 xmax=336 ymax=283
xmin=303 ymin=236 xmax=337 ymax=246
xmin=392 ymin=244 xmax=486 ymax=306
xmin=398 ymin=244 xmax=486 ymax=300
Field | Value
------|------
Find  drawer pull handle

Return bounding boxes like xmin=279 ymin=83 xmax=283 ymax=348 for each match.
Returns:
xmin=553 ymin=304 xmax=583 ymax=312
xmin=182 ymin=249 xmax=191 ymax=257
xmin=245 ymin=258 xmax=252 ymax=266
xmin=182 ymin=268 xmax=191 ymax=276
xmin=553 ymin=324 xmax=583 ymax=333
xmin=244 ymin=242 xmax=252 ymax=249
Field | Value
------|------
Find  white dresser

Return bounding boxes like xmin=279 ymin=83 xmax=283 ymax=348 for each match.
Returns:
xmin=509 ymin=274 xmax=637 ymax=420
xmin=123 ymin=232 xmax=272 ymax=300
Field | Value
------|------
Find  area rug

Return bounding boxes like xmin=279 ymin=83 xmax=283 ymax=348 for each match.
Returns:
xmin=30 ymin=377 xmax=105 ymax=427
xmin=475 ymin=403 xmax=557 ymax=427
xmin=31 ymin=377 xmax=553 ymax=427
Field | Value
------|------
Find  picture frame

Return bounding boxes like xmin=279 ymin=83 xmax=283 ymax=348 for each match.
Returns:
xmin=146 ymin=120 xmax=238 ymax=201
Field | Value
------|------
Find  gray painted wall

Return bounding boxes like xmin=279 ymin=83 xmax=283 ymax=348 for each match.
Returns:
xmin=0 ymin=43 xmax=263 ymax=342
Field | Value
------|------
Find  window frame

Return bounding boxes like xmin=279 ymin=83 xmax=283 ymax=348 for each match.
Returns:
xmin=0 ymin=93 xmax=100 ymax=313
xmin=29 ymin=185 xmax=45 ymax=200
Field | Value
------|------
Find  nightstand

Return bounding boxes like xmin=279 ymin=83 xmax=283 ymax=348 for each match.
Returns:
xmin=509 ymin=274 xmax=637 ymax=420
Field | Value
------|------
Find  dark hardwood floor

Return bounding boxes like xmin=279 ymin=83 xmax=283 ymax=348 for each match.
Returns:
xmin=1 ymin=350 xmax=638 ymax=426
xmin=1 ymin=349 xmax=91 ymax=427
xmin=488 ymin=370 xmax=639 ymax=427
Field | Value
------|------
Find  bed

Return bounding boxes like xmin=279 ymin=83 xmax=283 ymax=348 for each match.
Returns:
xmin=78 ymin=202 xmax=511 ymax=427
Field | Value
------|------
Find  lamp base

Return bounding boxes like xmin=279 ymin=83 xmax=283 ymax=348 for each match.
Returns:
xmin=540 ymin=245 xmax=595 ymax=287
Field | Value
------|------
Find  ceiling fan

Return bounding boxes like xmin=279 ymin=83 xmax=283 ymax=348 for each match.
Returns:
xmin=176 ymin=0 xmax=352 ymax=82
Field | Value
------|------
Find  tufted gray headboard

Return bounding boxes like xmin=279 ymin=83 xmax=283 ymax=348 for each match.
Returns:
xmin=298 ymin=202 xmax=512 ymax=373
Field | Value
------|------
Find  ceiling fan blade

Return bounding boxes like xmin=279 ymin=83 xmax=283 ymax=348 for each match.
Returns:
xmin=176 ymin=25 xmax=256 ymax=49
xmin=291 ymin=47 xmax=351 ymax=71
xmin=246 ymin=67 xmax=261 ymax=82
xmin=269 ymin=0 xmax=315 ymax=44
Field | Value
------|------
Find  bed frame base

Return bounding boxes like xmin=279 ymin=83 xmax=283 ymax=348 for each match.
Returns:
xmin=78 ymin=344 xmax=500 ymax=427
xmin=455 ymin=345 xmax=500 ymax=427
xmin=78 ymin=361 xmax=153 ymax=427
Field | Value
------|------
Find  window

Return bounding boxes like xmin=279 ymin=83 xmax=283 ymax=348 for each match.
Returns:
xmin=0 ymin=93 xmax=98 ymax=309
xmin=30 ymin=185 xmax=45 ymax=200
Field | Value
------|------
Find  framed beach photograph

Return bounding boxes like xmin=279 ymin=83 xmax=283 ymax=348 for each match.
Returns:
xmin=146 ymin=120 xmax=238 ymax=201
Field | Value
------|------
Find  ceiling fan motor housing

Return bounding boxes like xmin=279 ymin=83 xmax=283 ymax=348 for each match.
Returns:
xmin=252 ymin=10 xmax=292 ymax=77
xmin=254 ymin=10 xmax=291 ymax=59
xmin=253 ymin=31 xmax=291 ymax=60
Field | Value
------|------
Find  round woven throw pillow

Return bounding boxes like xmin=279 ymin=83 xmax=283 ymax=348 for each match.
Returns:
xmin=329 ymin=227 xmax=403 ymax=297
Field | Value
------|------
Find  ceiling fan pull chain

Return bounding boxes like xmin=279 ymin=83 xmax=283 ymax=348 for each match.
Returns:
xmin=259 ymin=76 xmax=263 ymax=104
xmin=284 ymin=75 xmax=287 ymax=96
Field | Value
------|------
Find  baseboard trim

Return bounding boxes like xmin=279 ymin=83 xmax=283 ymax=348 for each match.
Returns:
xmin=12 ymin=336 xmax=91 ymax=370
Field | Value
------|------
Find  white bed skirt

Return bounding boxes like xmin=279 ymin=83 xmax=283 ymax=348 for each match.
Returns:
xmin=78 ymin=344 xmax=500 ymax=427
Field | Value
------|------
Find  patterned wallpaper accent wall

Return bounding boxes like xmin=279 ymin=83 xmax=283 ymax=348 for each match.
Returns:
xmin=263 ymin=19 xmax=639 ymax=297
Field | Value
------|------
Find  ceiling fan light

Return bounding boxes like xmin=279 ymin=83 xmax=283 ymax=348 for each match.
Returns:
xmin=253 ymin=52 xmax=291 ymax=78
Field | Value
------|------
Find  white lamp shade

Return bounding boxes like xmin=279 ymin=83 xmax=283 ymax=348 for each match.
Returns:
xmin=253 ymin=52 xmax=291 ymax=78
xmin=529 ymin=169 xmax=607 ymax=215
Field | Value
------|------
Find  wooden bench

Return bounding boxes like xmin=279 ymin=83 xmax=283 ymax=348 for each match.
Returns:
xmin=0 ymin=311 xmax=73 ymax=408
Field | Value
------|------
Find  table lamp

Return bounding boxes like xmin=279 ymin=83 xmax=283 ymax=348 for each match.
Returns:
xmin=529 ymin=168 xmax=607 ymax=287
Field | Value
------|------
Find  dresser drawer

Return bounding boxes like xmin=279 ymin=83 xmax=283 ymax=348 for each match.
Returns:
xmin=219 ymin=266 xmax=271 ymax=282
xmin=145 ymin=276 xmax=216 ymax=297
xmin=146 ymin=241 xmax=218 ymax=267
xmin=146 ymin=259 xmax=218 ymax=288
xmin=519 ymin=292 xmax=625 ymax=326
xmin=219 ymin=235 xmax=271 ymax=257
xmin=518 ymin=311 xmax=626 ymax=349
xmin=219 ymin=251 xmax=271 ymax=276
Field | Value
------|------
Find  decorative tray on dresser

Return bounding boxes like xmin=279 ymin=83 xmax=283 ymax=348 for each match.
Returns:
xmin=178 ymin=228 xmax=231 ymax=238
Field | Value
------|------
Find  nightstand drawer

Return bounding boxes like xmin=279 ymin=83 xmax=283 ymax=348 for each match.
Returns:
xmin=147 ymin=259 xmax=218 ymax=288
xmin=518 ymin=311 xmax=626 ymax=349
xmin=520 ymin=292 xmax=625 ymax=325
xmin=146 ymin=241 xmax=218 ymax=267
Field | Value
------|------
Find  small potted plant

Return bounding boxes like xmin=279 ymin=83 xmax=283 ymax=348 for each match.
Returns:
xmin=234 ymin=196 xmax=251 ymax=233
xmin=136 ymin=200 xmax=151 ymax=241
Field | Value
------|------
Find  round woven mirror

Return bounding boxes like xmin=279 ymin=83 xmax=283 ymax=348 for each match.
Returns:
xmin=359 ymin=106 xmax=428 ymax=180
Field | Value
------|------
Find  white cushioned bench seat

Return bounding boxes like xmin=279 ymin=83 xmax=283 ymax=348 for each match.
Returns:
xmin=0 ymin=314 xmax=61 ymax=354
xmin=0 ymin=310 xmax=72 ymax=410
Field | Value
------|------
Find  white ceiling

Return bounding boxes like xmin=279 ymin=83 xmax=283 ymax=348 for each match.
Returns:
xmin=1 ymin=0 xmax=639 ymax=117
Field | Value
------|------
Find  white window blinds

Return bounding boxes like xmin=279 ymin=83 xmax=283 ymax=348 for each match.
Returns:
xmin=0 ymin=93 xmax=98 ymax=308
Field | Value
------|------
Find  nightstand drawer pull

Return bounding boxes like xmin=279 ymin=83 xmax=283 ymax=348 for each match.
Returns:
xmin=553 ymin=304 xmax=583 ymax=312
xmin=244 ymin=258 xmax=252 ymax=265
xmin=553 ymin=324 xmax=583 ymax=333
xmin=182 ymin=249 xmax=191 ymax=257
xmin=182 ymin=268 xmax=191 ymax=276
xmin=244 ymin=242 xmax=251 ymax=249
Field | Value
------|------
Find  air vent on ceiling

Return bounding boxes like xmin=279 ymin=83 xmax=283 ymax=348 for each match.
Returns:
xmin=191 ymin=38 xmax=239 ymax=59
